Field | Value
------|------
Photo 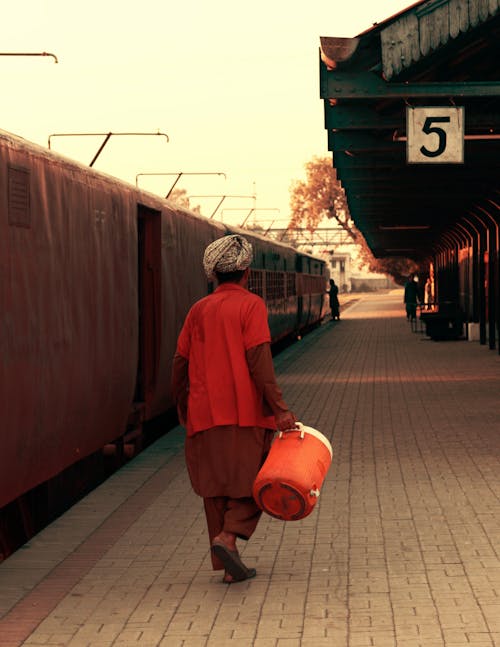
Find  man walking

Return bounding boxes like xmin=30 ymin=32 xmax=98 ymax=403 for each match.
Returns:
xmin=404 ymin=275 xmax=419 ymax=321
xmin=171 ymin=234 xmax=297 ymax=583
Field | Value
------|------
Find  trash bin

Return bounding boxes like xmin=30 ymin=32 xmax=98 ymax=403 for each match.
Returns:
xmin=420 ymin=302 xmax=464 ymax=340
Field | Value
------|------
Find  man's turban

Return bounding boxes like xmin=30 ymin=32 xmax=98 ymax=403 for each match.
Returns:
xmin=203 ymin=234 xmax=253 ymax=279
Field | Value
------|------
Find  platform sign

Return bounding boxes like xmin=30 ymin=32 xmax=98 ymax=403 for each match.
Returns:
xmin=407 ymin=107 xmax=464 ymax=164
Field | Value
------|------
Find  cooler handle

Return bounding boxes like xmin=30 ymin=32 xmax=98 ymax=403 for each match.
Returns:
xmin=278 ymin=421 xmax=304 ymax=440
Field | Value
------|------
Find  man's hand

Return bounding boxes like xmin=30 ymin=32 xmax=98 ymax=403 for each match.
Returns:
xmin=275 ymin=410 xmax=298 ymax=432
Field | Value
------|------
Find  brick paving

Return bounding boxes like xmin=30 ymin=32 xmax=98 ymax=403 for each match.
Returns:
xmin=0 ymin=290 xmax=499 ymax=647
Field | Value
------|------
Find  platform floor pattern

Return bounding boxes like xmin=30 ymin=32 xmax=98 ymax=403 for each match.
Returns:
xmin=0 ymin=291 xmax=499 ymax=646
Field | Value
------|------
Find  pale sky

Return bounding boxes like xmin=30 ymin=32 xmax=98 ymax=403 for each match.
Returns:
xmin=3 ymin=0 xmax=411 ymax=228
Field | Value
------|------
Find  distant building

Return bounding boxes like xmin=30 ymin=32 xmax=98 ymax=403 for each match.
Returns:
xmin=350 ymin=275 xmax=398 ymax=292
xmin=328 ymin=253 xmax=351 ymax=292
xmin=326 ymin=252 xmax=396 ymax=293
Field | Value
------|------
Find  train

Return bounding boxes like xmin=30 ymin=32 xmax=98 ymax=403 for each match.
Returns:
xmin=0 ymin=128 xmax=328 ymax=558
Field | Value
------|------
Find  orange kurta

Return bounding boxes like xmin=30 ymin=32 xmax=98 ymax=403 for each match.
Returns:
xmin=175 ymin=283 xmax=276 ymax=435
xmin=172 ymin=283 xmax=290 ymax=568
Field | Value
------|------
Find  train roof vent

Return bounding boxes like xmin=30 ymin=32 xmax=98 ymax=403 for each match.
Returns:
xmin=8 ymin=166 xmax=31 ymax=228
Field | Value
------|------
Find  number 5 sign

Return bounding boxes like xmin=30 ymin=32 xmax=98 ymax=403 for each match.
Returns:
xmin=407 ymin=107 xmax=464 ymax=164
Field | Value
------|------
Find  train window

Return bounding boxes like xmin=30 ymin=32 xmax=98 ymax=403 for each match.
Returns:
xmin=297 ymin=274 xmax=326 ymax=296
xmin=248 ymin=269 xmax=264 ymax=297
xmin=265 ymin=271 xmax=285 ymax=300
xmin=8 ymin=166 xmax=31 ymax=228
xmin=265 ymin=272 xmax=273 ymax=299
xmin=286 ymin=272 xmax=296 ymax=297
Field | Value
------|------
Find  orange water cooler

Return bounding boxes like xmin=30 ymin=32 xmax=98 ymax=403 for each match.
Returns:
xmin=252 ymin=423 xmax=332 ymax=521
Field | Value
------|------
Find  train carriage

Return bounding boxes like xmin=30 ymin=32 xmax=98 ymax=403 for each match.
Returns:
xmin=0 ymin=128 xmax=327 ymax=556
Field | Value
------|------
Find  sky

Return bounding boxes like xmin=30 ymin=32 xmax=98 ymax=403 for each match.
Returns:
xmin=2 ymin=0 xmax=412 ymax=229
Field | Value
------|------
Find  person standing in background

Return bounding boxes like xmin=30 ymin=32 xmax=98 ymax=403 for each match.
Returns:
xmin=329 ymin=278 xmax=340 ymax=321
xmin=404 ymin=275 xmax=419 ymax=320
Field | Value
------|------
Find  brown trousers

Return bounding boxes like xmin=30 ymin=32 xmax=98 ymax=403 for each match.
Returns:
xmin=184 ymin=425 xmax=274 ymax=570
xmin=204 ymin=496 xmax=263 ymax=570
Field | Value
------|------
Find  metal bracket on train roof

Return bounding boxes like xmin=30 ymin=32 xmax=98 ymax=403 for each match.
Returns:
xmin=188 ymin=194 xmax=254 ymax=219
xmin=163 ymin=173 xmax=228 ymax=199
xmin=135 ymin=172 xmax=227 ymax=201
xmin=239 ymin=208 xmax=279 ymax=228
xmin=48 ymin=131 xmax=169 ymax=167
xmin=0 ymin=51 xmax=58 ymax=63
xmin=217 ymin=205 xmax=278 ymax=228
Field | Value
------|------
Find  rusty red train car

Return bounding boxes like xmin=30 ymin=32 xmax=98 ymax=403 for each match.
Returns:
xmin=0 ymin=129 xmax=327 ymax=557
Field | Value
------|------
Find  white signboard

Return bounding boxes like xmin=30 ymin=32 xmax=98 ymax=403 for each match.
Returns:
xmin=407 ymin=107 xmax=464 ymax=164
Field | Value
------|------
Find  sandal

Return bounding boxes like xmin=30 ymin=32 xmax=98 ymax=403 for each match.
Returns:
xmin=211 ymin=540 xmax=257 ymax=582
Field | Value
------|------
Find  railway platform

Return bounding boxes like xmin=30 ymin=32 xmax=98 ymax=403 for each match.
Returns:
xmin=1 ymin=290 xmax=499 ymax=647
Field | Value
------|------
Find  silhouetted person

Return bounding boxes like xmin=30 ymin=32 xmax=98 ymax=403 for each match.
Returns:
xmin=328 ymin=279 xmax=340 ymax=321
xmin=404 ymin=275 xmax=419 ymax=321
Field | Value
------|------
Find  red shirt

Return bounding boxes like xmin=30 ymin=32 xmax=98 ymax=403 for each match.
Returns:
xmin=176 ymin=283 xmax=276 ymax=435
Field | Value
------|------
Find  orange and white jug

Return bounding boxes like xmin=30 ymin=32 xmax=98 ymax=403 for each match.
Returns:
xmin=252 ymin=422 xmax=332 ymax=521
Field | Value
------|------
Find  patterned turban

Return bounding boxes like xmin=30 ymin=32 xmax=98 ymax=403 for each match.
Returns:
xmin=203 ymin=234 xmax=253 ymax=279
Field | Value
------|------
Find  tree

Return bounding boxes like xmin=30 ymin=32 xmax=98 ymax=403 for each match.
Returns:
xmin=289 ymin=156 xmax=354 ymax=237
xmin=372 ymin=257 xmax=421 ymax=286
xmin=288 ymin=156 xmax=422 ymax=281
xmin=244 ymin=222 xmax=265 ymax=235
xmin=168 ymin=188 xmax=201 ymax=215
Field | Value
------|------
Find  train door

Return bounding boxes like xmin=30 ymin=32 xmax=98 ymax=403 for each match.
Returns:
xmin=295 ymin=254 xmax=304 ymax=327
xmin=135 ymin=205 xmax=162 ymax=413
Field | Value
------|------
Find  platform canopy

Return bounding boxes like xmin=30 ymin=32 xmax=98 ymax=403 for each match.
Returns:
xmin=320 ymin=0 xmax=500 ymax=260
